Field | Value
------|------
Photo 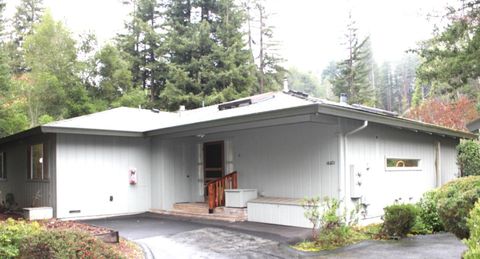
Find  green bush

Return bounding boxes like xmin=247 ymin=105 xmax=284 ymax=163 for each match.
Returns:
xmin=417 ymin=189 xmax=444 ymax=232
xmin=19 ymin=229 xmax=124 ymax=259
xmin=437 ymin=176 xmax=480 ymax=239
xmin=0 ymin=219 xmax=43 ymax=258
xmin=464 ymin=199 xmax=480 ymax=259
xmin=457 ymin=140 xmax=480 ymax=177
xmin=382 ymin=203 xmax=418 ymax=238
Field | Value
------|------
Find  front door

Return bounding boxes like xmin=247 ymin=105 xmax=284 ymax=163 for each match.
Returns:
xmin=204 ymin=141 xmax=224 ymax=196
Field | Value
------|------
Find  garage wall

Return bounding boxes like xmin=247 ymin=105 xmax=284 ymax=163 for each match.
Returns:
xmin=0 ymin=133 xmax=56 ymax=211
xmin=345 ymin=120 xmax=460 ymax=218
xmin=56 ymin=134 xmax=151 ymax=219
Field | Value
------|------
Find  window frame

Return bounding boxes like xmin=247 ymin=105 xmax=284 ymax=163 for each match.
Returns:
xmin=0 ymin=152 xmax=5 ymax=181
xmin=27 ymin=143 xmax=49 ymax=181
xmin=385 ymin=157 xmax=422 ymax=171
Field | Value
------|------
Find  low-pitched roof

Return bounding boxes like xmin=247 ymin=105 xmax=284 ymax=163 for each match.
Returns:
xmin=2 ymin=91 xmax=476 ymax=143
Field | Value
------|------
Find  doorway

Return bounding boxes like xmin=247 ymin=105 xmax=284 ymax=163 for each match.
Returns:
xmin=203 ymin=141 xmax=224 ymax=196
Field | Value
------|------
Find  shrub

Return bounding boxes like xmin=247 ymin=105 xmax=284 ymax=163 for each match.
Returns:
xmin=457 ymin=140 xmax=480 ymax=177
xmin=302 ymin=197 xmax=321 ymax=239
xmin=0 ymin=219 xmax=43 ymax=258
xmin=416 ymin=189 xmax=444 ymax=232
xmin=19 ymin=229 xmax=124 ymax=258
xmin=382 ymin=203 xmax=418 ymax=238
xmin=437 ymin=176 xmax=480 ymax=239
xmin=464 ymin=200 xmax=480 ymax=259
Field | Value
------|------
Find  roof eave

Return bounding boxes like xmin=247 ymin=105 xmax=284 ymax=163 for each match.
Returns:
xmin=41 ymin=126 xmax=144 ymax=137
xmin=317 ymin=104 xmax=476 ymax=139
xmin=145 ymin=104 xmax=319 ymax=137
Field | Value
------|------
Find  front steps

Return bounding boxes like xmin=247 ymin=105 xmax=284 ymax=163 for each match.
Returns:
xmin=151 ymin=202 xmax=247 ymax=222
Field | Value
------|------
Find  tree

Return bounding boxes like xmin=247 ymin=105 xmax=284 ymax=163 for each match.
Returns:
xmin=160 ymin=0 xmax=257 ymax=110
xmin=287 ymin=67 xmax=325 ymax=98
xmin=405 ymin=96 xmax=478 ymax=131
xmin=9 ymin=0 xmax=44 ymax=74
xmin=330 ymin=14 xmax=373 ymax=105
xmin=245 ymin=0 xmax=285 ymax=93
xmin=117 ymin=0 xmax=166 ymax=105
xmin=21 ymin=12 xmax=92 ymax=125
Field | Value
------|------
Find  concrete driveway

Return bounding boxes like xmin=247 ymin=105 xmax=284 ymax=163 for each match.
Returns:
xmin=83 ymin=213 xmax=466 ymax=259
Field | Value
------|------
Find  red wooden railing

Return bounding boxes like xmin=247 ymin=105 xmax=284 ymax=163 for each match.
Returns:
xmin=207 ymin=171 xmax=238 ymax=213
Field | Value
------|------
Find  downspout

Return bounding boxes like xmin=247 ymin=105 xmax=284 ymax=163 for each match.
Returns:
xmin=339 ymin=120 xmax=368 ymax=212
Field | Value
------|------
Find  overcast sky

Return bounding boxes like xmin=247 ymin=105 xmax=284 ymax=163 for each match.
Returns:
xmin=6 ymin=0 xmax=452 ymax=74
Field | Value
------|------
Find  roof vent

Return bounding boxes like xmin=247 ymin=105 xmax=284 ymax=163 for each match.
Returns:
xmin=340 ymin=93 xmax=348 ymax=104
xmin=287 ymin=89 xmax=308 ymax=99
xmin=218 ymin=99 xmax=252 ymax=111
xmin=179 ymin=105 xmax=186 ymax=112
xmin=151 ymin=108 xmax=160 ymax=113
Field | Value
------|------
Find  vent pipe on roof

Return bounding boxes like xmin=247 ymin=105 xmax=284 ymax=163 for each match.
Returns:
xmin=340 ymin=93 xmax=348 ymax=104
xmin=283 ymin=78 xmax=289 ymax=92
xmin=179 ymin=105 xmax=186 ymax=112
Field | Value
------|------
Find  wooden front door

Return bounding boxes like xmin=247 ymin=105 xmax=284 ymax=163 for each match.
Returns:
xmin=203 ymin=141 xmax=224 ymax=196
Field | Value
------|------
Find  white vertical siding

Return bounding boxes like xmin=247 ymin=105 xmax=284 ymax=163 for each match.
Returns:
xmin=440 ymin=138 xmax=460 ymax=184
xmin=0 ymin=134 xmax=55 ymax=211
xmin=345 ymin=120 xmax=460 ymax=218
xmin=150 ymin=137 xmax=196 ymax=210
xmin=56 ymin=134 xmax=151 ymax=219
xmin=150 ymin=121 xmax=340 ymax=211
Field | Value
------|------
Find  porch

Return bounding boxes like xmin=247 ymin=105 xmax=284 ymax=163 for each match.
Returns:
xmin=149 ymin=116 xmax=340 ymax=227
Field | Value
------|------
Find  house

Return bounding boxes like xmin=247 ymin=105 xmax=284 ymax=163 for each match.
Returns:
xmin=0 ymin=90 xmax=475 ymax=227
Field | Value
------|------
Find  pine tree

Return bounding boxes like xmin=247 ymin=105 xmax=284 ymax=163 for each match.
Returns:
xmin=117 ymin=0 xmax=166 ymax=104
xmin=245 ymin=0 xmax=285 ymax=93
xmin=9 ymin=0 xmax=44 ymax=74
xmin=330 ymin=14 xmax=373 ymax=105
xmin=160 ymin=0 xmax=257 ymax=110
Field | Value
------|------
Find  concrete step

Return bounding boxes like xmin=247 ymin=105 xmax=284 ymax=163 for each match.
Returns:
xmin=173 ymin=203 xmax=209 ymax=214
xmin=155 ymin=203 xmax=248 ymax=222
xmin=151 ymin=209 xmax=247 ymax=222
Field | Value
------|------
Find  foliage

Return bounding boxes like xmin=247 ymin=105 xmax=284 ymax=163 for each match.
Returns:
xmin=405 ymin=96 xmax=478 ymax=131
xmin=301 ymin=196 xmax=321 ymax=239
xmin=464 ymin=199 xmax=480 ymax=259
xmin=457 ymin=140 xmax=480 ymax=177
xmin=330 ymin=14 xmax=374 ymax=105
xmin=416 ymin=189 xmax=444 ymax=233
xmin=287 ymin=67 xmax=325 ymax=97
xmin=160 ymin=0 xmax=257 ymax=110
xmin=414 ymin=1 xmax=480 ymax=92
xmin=0 ymin=219 xmax=42 ymax=258
xmin=293 ymin=224 xmax=379 ymax=252
xmin=19 ymin=229 xmax=124 ymax=258
xmin=382 ymin=203 xmax=418 ymax=238
xmin=436 ymin=176 xmax=480 ymax=239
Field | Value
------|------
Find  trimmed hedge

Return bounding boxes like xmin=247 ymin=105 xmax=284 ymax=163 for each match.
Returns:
xmin=464 ymin=200 xmax=480 ymax=259
xmin=382 ymin=203 xmax=418 ymax=238
xmin=437 ymin=176 xmax=480 ymax=239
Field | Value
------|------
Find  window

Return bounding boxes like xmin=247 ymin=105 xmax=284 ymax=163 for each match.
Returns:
xmin=28 ymin=143 xmax=48 ymax=180
xmin=0 ymin=152 xmax=5 ymax=180
xmin=386 ymin=158 xmax=420 ymax=170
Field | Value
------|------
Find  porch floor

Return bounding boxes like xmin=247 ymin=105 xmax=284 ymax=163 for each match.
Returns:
xmin=151 ymin=202 xmax=247 ymax=222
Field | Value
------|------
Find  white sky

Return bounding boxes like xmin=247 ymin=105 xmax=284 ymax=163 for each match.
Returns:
xmin=5 ymin=0 xmax=453 ymax=74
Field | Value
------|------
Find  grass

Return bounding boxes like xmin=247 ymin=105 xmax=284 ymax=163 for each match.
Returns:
xmin=292 ymin=224 xmax=382 ymax=252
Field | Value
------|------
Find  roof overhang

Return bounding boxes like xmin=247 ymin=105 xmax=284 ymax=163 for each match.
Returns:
xmin=41 ymin=126 xmax=144 ymax=137
xmin=316 ymin=104 xmax=476 ymax=139
xmin=145 ymin=104 xmax=319 ymax=137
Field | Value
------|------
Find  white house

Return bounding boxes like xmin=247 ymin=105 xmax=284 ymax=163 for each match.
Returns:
xmin=0 ymin=90 xmax=474 ymax=227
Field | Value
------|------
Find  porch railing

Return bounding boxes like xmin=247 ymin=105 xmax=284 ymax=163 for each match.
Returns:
xmin=207 ymin=171 xmax=238 ymax=213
